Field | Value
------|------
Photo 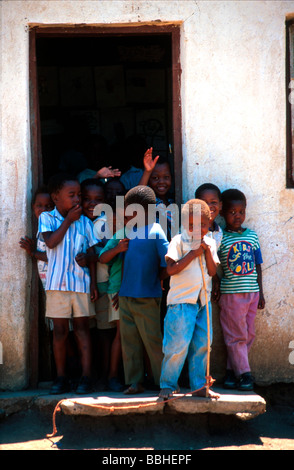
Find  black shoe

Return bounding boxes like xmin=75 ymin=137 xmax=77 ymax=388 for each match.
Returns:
xmin=76 ymin=376 xmax=93 ymax=395
xmin=50 ymin=376 xmax=70 ymax=395
xmin=223 ymin=370 xmax=237 ymax=389
xmin=238 ymin=372 xmax=254 ymax=391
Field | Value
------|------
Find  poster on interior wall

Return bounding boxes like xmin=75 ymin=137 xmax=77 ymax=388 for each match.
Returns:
xmin=136 ymin=108 xmax=167 ymax=154
xmin=38 ymin=66 xmax=59 ymax=106
xmin=126 ymin=69 xmax=165 ymax=104
xmin=94 ymin=66 xmax=126 ymax=108
xmin=60 ymin=67 xmax=95 ymax=107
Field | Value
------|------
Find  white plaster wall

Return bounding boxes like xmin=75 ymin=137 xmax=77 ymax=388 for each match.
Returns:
xmin=1 ymin=0 xmax=294 ymax=388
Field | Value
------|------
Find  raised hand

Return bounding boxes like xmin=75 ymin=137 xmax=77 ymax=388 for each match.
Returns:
xmin=143 ymin=147 xmax=160 ymax=173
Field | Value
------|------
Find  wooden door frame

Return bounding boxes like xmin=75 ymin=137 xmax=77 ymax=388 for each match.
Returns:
xmin=29 ymin=23 xmax=182 ymax=384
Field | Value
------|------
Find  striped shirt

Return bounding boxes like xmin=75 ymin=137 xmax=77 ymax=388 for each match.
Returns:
xmin=38 ymin=208 xmax=99 ymax=293
xmin=218 ymin=228 xmax=263 ymax=294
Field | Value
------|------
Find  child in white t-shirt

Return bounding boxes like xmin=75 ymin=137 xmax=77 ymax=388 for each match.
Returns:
xmin=159 ymin=199 xmax=220 ymax=400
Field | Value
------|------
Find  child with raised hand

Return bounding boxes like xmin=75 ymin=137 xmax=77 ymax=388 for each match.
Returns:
xmin=159 ymin=199 xmax=220 ymax=401
xmin=139 ymin=147 xmax=175 ymax=240
xmin=19 ymin=186 xmax=54 ymax=289
xmin=217 ymin=189 xmax=265 ymax=391
xmin=38 ymin=173 xmax=99 ymax=395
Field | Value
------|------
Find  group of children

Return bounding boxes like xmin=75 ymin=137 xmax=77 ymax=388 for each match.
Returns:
xmin=19 ymin=147 xmax=265 ymax=397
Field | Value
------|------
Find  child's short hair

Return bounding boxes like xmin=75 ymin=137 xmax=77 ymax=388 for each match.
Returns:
xmin=182 ymin=198 xmax=211 ymax=220
xmin=104 ymin=178 xmax=126 ymax=194
xmin=80 ymin=178 xmax=104 ymax=192
xmin=32 ymin=185 xmax=50 ymax=205
xmin=125 ymin=185 xmax=156 ymax=210
xmin=48 ymin=173 xmax=79 ymax=195
xmin=195 ymin=183 xmax=221 ymax=200
xmin=221 ymin=189 xmax=247 ymax=211
xmin=154 ymin=156 xmax=172 ymax=172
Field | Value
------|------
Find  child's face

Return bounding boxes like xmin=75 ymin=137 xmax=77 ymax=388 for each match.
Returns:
xmin=199 ymin=189 xmax=222 ymax=225
xmin=33 ymin=193 xmax=54 ymax=218
xmin=149 ymin=163 xmax=172 ymax=200
xmin=105 ymin=181 xmax=125 ymax=205
xmin=188 ymin=213 xmax=211 ymax=239
xmin=52 ymin=181 xmax=81 ymax=217
xmin=223 ymin=200 xmax=246 ymax=231
xmin=82 ymin=185 xmax=105 ymax=220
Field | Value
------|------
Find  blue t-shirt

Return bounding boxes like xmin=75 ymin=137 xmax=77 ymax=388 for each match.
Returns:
xmin=119 ymin=223 xmax=169 ymax=298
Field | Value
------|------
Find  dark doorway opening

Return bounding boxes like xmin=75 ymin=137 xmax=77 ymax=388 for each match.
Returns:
xmin=36 ymin=34 xmax=175 ymax=196
xmin=29 ymin=26 xmax=182 ymax=386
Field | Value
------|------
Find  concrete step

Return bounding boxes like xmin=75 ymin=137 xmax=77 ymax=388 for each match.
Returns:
xmin=0 ymin=387 xmax=266 ymax=422
xmin=59 ymin=388 xmax=266 ymax=421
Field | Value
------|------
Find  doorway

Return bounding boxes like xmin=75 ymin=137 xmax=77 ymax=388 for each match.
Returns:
xmin=29 ymin=25 xmax=182 ymax=385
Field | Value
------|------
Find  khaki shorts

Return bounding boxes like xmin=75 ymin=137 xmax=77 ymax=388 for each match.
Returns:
xmin=46 ymin=290 xmax=95 ymax=319
xmin=95 ymin=293 xmax=116 ymax=330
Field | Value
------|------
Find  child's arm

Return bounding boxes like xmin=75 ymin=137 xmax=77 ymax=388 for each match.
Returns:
xmin=99 ymin=238 xmax=129 ymax=264
xmin=42 ymin=205 xmax=82 ymax=249
xmin=202 ymin=241 xmax=217 ymax=277
xmin=256 ymin=264 xmax=265 ymax=309
xmin=75 ymin=250 xmax=99 ymax=267
xmin=211 ymin=274 xmax=221 ymax=302
xmin=19 ymin=236 xmax=48 ymax=262
xmin=138 ymin=147 xmax=160 ymax=186
xmin=166 ymin=245 xmax=204 ymax=276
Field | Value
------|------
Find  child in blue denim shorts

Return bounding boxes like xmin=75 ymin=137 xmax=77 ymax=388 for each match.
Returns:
xmin=159 ymin=199 xmax=220 ymax=400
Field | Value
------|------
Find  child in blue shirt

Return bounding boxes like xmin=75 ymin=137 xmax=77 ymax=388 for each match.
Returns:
xmin=119 ymin=185 xmax=169 ymax=394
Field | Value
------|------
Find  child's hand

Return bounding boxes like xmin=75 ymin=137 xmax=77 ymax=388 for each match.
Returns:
xmin=19 ymin=236 xmax=35 ymax=256
xmin=211 ymin=275 xmax=221 ymax=302
xmin=116 ymin=238 xmax=129 ymax=253
xmin=200 ymin=240 xmax=209 ymax=252
xmin=143 ymin=147 xmax=160 ymax=173
xmin=75 ymin=252 xmax=88 ymax=267
xmin=258 ymin=293 xmax=265 ymax=309
xmin=90 ymin=283 xmax=98 ymax=302
xmin=97 ymin=166 xmax=121 ymax=179
xmin=67 ymin=204 xmax=82 ymax=223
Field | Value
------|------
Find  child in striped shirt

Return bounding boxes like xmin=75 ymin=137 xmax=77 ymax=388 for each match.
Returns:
xmin=39 ymin=174 xmax=99 ymax=395
xmin=217 ymin=189 xmax=265 ymax=391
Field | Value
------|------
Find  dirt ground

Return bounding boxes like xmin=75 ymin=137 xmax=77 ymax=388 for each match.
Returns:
xmin=0 ymin=384 xmax=294 ymax=451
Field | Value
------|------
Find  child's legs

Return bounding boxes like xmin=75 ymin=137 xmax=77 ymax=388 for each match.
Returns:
xmin=219 ymin=293 xmax=256 ymax=376
xmin=188 ymin=302 xmax=212 ymax=391
xmin=109 ymin=320 xmax=122 ymax=379
xmin=51 ymin=318 xmax=70 ymax=377
xmin=132 ymin=297 xmax=163 ymax=386
xmin=72 ymin=317 xmax=92 ymax=377
xmin=71 ymin=293 xmax=93 ymax=377
xmin=246 ymin=292 xmax=259 ymax=353
xmin=160 ymin=304 xmax=195 ymax=391
xmin=119 ymin=297 xmax=145 ymax=384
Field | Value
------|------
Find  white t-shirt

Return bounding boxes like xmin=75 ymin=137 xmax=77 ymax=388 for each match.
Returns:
xmin=166 ymin=232 xmax=219 ymax=307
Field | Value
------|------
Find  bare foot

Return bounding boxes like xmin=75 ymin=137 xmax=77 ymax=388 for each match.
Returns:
xmin=124 ymin=383 xmax=145 ymax=395
xmin=192 ymin=388 xmax=220 ymax=399
xmin=159 ymin=388 xmax=173 ymax=400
